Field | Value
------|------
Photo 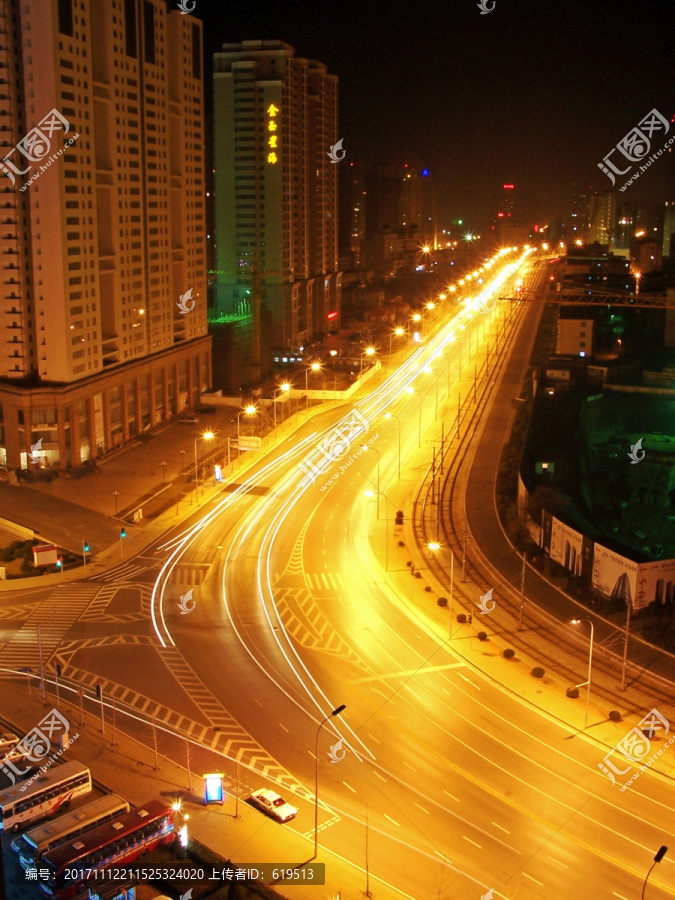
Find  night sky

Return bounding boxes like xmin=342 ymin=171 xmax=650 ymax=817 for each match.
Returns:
xmin=197 ymin=0 xmax=673 ymax=232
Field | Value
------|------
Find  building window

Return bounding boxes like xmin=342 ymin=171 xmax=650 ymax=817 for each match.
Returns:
xmin=143 ymin=0 xmax=155 ymax=65
xmin=125 ymin=0 xmax=137 ymax=58
xmin=58 ymin=0 xmax=73 ymax=36
xmin=192 ymin=23 xmax=201 ymax=79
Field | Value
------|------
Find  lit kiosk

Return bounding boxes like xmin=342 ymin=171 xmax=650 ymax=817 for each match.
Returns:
xmin=204 ymin=772 xmax=225 ymax=806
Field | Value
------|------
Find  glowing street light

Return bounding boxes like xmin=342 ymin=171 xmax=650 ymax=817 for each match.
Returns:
xmin=389 ymin=327 xmax=405 ymax=356
xmin=313 ymin=705 xmax=346 ymax=860
xmin=194 ymin=431 xmax=214 ymax=501
xmin=305 ymin=361 xmax=322 ymax=407
xmin=273 ymin=382 xmax=291 ymax=429
xmin=237 ymin=404 xmax=257 ymax=440
xmin=360 ymin=346 xmax=376 ymax=376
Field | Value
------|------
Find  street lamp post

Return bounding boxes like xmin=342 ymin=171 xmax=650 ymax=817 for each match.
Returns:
xmin=406 ymin=386 xmax=422 ymax=448
xmin=112 ymin=491 xmax=120 ymax=515
xmin=571 ymin=618 xmax=595 ymax=729
xmin=305 ymin=362 xmax=322 ymax=408
xmin=360 ymin=346 xmax=376 ymax=377
xmin=388 ymin=327 xmax=405 ymax=360
xmin=621 ymin=597 xmax=632 ymax=692
xmin=273 ymin=383 xmax=291 ymax=431
xmin=313 ymin=704 xmax=346 ymax=860
xmin=384 ymin=413 xmax=401 ymax=479
xmin=193 ymin=431 xmax=214 ymax=502
xmin=180 ymin=449 xmax=186 ymax=472
xmin=237 ymin=405 xmax=257 ymax=441
xmin=642 ymin=846 xmax=668 ymax=899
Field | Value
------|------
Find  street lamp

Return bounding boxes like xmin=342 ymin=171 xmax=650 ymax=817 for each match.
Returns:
xmin=194 ymin=431 xmax=214 ymax=502
xmin=642 ymin=846 xmax=668 ymax=899
xmin=273 ymin=382 xmax=291 ymax=430
xmin=237 ymin=404 xmax=257 ymax=440
xmin=360 ymin=346 xmax=376 ymax=376
xmin=112 ymin=490 xmax=120 ymax=516
xmin=571 ymin=618 xmax=594 ymax=729
xmin=313 ymin=704 xmax=346 ymax=860
xmin=305 ymin=361 xmax=322 ymax=407
xmin=383 ymin=412 xmax=401 ymax=479
xmin=361 ymin=444 xmax=380 ymax=519
xmin=406 ymin=386 xmax=422 ymax=448
xmin=388 ymin=327 xmax=405 ymax=357
xmin=410 ymin=313 xmax=422 ymax=341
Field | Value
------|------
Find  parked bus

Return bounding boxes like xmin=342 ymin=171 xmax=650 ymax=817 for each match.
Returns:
xmin=40 ymin=800 xmax=174 ymax=898
xmin=11 ymin=793 xmax=129 ymax=870
xmin=0 ymin=761 xmax=91 ymax=833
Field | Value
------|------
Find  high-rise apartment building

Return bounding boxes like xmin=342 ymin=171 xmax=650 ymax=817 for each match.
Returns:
xmin=0 ymin=0 xmax=210 ymax=470
xmin=588 ymin=191 xmax=617 ymax=245
xmin=213 ymin=40 xmax=341 ymax=368
xmin=400 ymin=166 xmax=437 ymax=247
xmin=338 ymin=160 xmax=366 ymax=268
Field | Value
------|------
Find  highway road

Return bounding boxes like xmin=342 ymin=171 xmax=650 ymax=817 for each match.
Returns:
xmin=2 ymin=247 xmax=674 ymax=899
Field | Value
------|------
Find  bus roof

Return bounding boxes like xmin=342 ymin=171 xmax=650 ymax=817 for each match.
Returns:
xmin=43 ymin=800 xmax=172 ymax=872
xmin=0 ymin=761 xmax=89 ymax=806
xmin=23 ymin=794 xmax=128 ymax=849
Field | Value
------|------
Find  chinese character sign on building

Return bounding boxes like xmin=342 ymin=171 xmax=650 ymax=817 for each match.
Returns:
xmin=267 ymin=104 xmax=279 ymax=165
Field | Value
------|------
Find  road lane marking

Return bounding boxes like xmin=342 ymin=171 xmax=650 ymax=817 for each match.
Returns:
xmin=353 ymin=662 xmax=466 ymax=684
xmin=307 ymin=750 xmax=316 ymax=759
xmin=343 ymin=782 xmax=357 ymax=793
xmin=456 ymin=672 xmax=481 ymax=689
xmin=548 ymin=856 xmax=568 ymax=868
xmin=372 ymin=770 xmax=387 ymax=782
xmin=279 ymin=723 xmax=289 ymax=733
xmin=443 ymin=790 xmax=458 ymax=801
xmin=403 ymin=761 xmax=417 ymax=772
xmin=254 ymin=698 xmax=263 ymax=707
xmin=414 ymin=801 xmax=430 ymax=814
xmin=368 ymin=733 xmax=381 ymax=744
xmin=434 ymin=850 xmax=453 ymax=864
xmin=492 ymin=822 xmax=510 ymax=834
xmin=612 ymin=894 xmax=629 ymax=900
xmin=522 ymin=874 xmax=543 ymax=886
xmin=463 ymin=836 xmax=481 ymax=848
xmin=384 ymin=814 xmax=400 ymax=826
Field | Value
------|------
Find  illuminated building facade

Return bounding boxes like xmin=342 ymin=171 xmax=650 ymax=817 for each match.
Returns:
xmin=213 ymin=40 xmax=341 ymax=353
xmin=0 ymin=0 xmax=210 ymax=470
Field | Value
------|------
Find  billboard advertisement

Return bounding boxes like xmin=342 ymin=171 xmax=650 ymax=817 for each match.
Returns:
xmin=592 ymin=544 xmax=638 ymax=608
xmin=635 ymin=558 xmax=675 ymax=611
xmin=550 ymin=517 xmax=584 ymax=577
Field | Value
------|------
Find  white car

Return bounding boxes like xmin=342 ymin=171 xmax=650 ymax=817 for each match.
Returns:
xmin=249 ymin=788 xmax=298 ymax=823
xmin=0 ymin=732 xmax=19 ymax=759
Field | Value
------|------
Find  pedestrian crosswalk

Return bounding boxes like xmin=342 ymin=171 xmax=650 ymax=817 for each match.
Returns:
xmin=91 ymin=561 xmax=148 ymax=583
xmin=170 ymin=562 xmax=210 ymax=586
xmin=0 ymin=583 xmax=99 ymax=673
xmin=304 ymin=571 xmax=345 ymax=590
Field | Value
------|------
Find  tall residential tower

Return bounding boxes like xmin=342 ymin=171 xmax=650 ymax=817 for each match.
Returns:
xmin=0 ymin=0 xmax=210 ymax=470
xmin=213 ymin=40 xmax=341 ymax=372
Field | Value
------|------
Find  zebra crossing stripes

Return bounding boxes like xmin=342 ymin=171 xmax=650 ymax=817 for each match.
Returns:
xmin=304 ymin=572 xmax=345 ymax=590
xmin=92 ymin=562 xmax=148 ymax=584
xmin=0 ymin=584 xmax=99 ymax=672
xmin=170 ymin=563 xmax=210 ymax=586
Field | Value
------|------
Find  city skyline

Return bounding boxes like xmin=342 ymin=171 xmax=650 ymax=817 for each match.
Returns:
xmin=198 ymin=0 xmax=672 ymax=231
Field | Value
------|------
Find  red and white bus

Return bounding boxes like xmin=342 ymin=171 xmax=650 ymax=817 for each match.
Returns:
xmin=0 ymin=761 xmax=91 ymax=833
xmin=40 ymin=800 xmax=174 ymax=898
xmin=11 ymin=792 xmax=129 ymax=870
